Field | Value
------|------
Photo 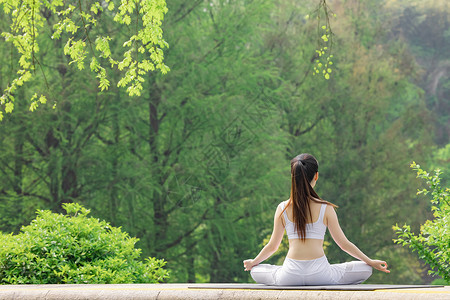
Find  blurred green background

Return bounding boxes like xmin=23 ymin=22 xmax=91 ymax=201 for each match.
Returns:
xmin=0 ymin=0 xmax=448 ymax=284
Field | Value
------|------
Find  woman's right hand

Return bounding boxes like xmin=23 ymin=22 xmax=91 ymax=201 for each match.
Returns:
xmin=369 ymin=260 xmax=390 ymax=273
xmin=243 ymin=259 xmax=256 ymax=271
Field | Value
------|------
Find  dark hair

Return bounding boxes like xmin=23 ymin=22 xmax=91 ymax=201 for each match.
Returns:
xmin=281 ymin=153 xmax=337 ymax=240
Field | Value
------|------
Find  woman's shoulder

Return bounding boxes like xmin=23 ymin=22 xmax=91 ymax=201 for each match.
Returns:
xmin=310 ymin=198 xmax=326 ymax=205
xmin=277 ymin=199 xmax=289 ymax=208
xmin=312 ymin=197 xmax=335 ymax=207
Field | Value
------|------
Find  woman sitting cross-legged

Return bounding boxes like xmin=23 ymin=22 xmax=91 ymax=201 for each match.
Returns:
xmin=243 ymin=153 xmax=390 ymax=286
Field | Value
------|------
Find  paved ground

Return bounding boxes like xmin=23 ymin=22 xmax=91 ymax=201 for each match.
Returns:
xmin=0 ymin=283 xmax=448 ymax=299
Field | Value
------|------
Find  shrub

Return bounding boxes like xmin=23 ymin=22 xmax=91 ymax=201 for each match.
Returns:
xmin=393 ymin=162 xmax=449 ymax=283
xmin=0 ymin=203 xmax=169 ymax=284
xmin=432 ymin=278 xmax=448 ymax=285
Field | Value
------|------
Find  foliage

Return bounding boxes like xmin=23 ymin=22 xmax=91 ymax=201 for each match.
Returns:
xmin=385 ymin=0 xmax=450 ymax=146
xmin=0 ymin=0 xmax=169 ymax=118
xmin=366 ymin=246 xmax=425 ymax=284
xmin=393 ymin=162 xmax=450 ymax=283
xmin=273 ymin=1 xmax=434 ymax=286
xmin=310 ymin=0 xmax=336 ymax=80
xmin=431 ymin=144 xmax=450 ymax=187
xmin=0 ymin=203 xmax=169 ymax=284
xmin=432 ymin=278 xmax=448 ymax=285
xmin=0 ymin=0 xmax=444 ymax=284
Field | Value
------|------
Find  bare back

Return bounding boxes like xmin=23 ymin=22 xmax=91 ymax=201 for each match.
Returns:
xmin=282 ymin=199 xmax=329 ymax=260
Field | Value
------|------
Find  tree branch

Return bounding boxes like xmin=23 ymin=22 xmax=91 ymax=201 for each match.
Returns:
xmin=160 ymin=207 xmax=209 ymax=250
xmin=294 ymin=115 xmax=324 ymax=137
xmin=173 ymin=0 xmax=203 ymax=24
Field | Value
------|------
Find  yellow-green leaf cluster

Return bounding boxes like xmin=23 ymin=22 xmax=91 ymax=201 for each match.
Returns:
xmin=311 ymin=1 xmax=336 ymax=80
xmin=0 ymin=0 xmax=169 ymax=119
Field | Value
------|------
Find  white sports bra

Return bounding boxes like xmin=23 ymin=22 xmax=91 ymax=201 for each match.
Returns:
xmin=280 ymin=201 xmax=327 ymax=240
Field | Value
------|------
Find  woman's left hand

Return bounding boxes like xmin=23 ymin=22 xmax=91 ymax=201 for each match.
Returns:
xmin=243 ymin=259 xmax=255 ymax=271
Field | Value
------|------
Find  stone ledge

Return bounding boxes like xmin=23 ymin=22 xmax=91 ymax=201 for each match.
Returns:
xmin=0 ymin=283 xmax=448 ymax=300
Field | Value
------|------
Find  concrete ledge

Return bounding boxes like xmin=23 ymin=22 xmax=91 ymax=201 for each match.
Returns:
xmin=0 ymin=283 xmax=449 ymax=300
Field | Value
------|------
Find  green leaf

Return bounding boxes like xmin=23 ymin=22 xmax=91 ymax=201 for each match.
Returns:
xmin=5 ymin=102 xmax=14 ymax=113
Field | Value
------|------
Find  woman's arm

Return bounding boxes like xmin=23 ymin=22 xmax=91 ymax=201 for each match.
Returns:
xmin=326 ymin=205 xmax=390 ymax=273
xmin=243 ymin=203 xmax=285 ymax=271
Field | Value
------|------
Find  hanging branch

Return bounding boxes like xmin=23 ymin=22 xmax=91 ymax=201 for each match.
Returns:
xmin=0 ymin=0 xmax=169 ymax=120
xmin=309 ymin=0 xmax=336 ymax=80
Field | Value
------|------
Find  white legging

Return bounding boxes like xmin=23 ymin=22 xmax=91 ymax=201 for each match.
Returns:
xmin=250 ymin=256 xmax=372 ymax=286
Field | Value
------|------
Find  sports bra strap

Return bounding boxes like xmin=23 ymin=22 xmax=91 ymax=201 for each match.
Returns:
xmin=281 ymin=201 xmax=327 ymax=240
xmin=281 ymin=202 xmax=288 ymax=223
xmin=318 ymin=203 xmax=326 ymax=223
xmin=282 ymin=201 xmax=327 ymax=224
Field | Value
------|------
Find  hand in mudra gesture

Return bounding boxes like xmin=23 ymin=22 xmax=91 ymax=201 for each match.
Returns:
xmin=243 ymin=259 xmax=256 ymax=271
xmin=370 ymin=260 xmax=390 ymax=273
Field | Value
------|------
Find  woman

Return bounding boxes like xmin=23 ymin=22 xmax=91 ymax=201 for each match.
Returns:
xmin=243 ymin=153 xmax=390 ymax=286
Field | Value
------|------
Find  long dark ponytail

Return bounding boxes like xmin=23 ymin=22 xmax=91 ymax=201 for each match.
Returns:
xmin=282 ymin=153 xmax=337 ymax=240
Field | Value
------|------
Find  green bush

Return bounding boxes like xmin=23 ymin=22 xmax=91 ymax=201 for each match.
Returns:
xmin=432 ymin=278 xmax=448 ymax=285
xmin=0 ymin=203 xmax=169 ymax=284
xmin=393 ymin=162 xmax=449 ymax=283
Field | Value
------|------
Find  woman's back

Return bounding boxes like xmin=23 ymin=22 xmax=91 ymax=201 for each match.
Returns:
xmin=282 ymin=199 xmax=329 ymax=260
xmin=243 ymin=153 xmax=389 ymax=286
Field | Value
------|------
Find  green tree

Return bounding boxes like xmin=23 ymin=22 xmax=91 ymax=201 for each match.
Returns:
xmin=0 ymin=0 xmax=169 ymax=118
xmin=265 ymin=0 xmax=434 ymax=284
xmin=385 ymin=0 xmax=450 ymax=146
xmin=0 ymin=0 xmax=290 ymax=283
xmin=104 ymin=0 xmax=289 ymax=282
xmin=0 ymin=0 xmax=442 ymax=285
